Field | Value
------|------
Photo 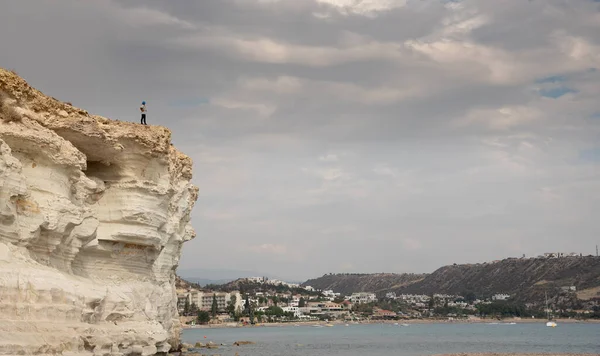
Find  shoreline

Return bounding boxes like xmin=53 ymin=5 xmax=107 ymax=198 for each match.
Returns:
xmin=182 ymin=317 xmax=600 ymax=330
xmin=432 ymin=354 xmax=600 ymax=356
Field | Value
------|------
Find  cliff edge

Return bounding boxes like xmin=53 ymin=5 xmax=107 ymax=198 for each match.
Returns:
xmin=0 ymin=68 xmax=199 ymax=355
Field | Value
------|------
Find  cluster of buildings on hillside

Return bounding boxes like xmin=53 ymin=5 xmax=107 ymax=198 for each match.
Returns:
xmin=176 ymin=282 xmax=514 ymax=322
xmin=177 ymin=272 xmax=591 ymax=323
xmin=461 ymin=252 xmax=595 ymax=266
xmin=242 ymin=276 xmax=305 ymax=289
xmin=177 ymin=270 xmax=525 ymax=318
xmin=540 ymin=252 xmax=584 ymax=258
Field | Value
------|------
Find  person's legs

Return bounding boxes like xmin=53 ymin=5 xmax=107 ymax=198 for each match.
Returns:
xmin=141 ymin=114 xmax=146 ymax=125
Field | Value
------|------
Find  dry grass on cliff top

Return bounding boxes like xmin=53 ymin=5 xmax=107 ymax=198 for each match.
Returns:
xmin=0 ymin=67 xmax=196 ymax=179
xmin=0 ymin=67 xmax=169 ymax=133
xmin=0 ymin=67 xmax=86 ymax=117
xmin=0 ymin=68 xmax=174 ymax=146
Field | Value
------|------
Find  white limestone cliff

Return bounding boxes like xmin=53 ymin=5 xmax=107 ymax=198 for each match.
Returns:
xmin=0 ymin=68 xmax=199 ymax=356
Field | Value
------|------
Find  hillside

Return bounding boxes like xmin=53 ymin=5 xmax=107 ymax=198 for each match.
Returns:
xmin=212 ymin=279 xmax=322 ymax=296
xmin=399 ymin=256 xmax=600 ymax=302
xmin=302 ymin=273 xmax=426 ymax=296
xmin=301 ymin=257 xmax=600 ymax=302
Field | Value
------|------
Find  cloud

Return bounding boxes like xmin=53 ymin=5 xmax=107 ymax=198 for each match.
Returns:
xmin=1 ymin=0 xmax=599 ymax=280
xmin=319 ymin=153 xmax=339 ymax=162
xmin=401 ymin=238 xmax=422 ymax=251
xmin=458 ymin=105 xmax=543 ymax=130
xmin=236 ymin=75 xmax=419 ymax=106
xmin=173 ymin=31 xmax=405 ymax=67
xmin=211 ymin=97 xmax=276 ymax=118
xmin=118 ymin=6 xmax=197 ymax=30
xmin=315 ymin=0 xmax=408 ymax=17
xmin=250 ymin=243 xmax=288 ymax=255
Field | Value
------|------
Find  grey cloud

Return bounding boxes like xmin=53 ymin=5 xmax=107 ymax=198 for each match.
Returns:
xmin=1 ymin=0 xmax=599 ymax=280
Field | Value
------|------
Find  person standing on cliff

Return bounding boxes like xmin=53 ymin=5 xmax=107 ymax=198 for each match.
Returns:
xmin=140 ymin=101 xmax=147 ymax=125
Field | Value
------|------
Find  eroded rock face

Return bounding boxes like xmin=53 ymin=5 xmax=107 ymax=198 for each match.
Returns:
xmin=0 ymin=68 xmax=198 ymax=355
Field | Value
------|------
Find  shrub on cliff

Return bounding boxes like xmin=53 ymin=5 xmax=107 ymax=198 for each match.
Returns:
xmin=0 ymin=91 xmax=22 ymax=122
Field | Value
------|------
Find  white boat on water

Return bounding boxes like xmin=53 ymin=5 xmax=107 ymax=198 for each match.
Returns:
xmin=545 ymin=291 xmax=557 ymax=328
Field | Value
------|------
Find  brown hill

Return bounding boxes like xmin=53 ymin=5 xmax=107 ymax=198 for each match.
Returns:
xmin=302 ymin=273 xmax=426 ymax=296
xmin=399 ymin=256 xmax=600 ymax=302
xmin=301 ymin=256 xmax=600 ymax=302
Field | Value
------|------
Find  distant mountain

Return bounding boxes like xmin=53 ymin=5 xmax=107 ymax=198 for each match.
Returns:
xmin=300 ymin=256 xmax=600 ymax=303
xmin=302 ymin=273 xmax=426 ymax=296
xmin=183 ymin=278 xmax=235 ymax=286
xmin=176 ymin=268 xmax=292 ymax=287
xmin=213 ymin=278 xmax=322 ymax=296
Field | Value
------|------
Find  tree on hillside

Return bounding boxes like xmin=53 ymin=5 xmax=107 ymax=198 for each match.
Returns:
xmin=189 ymin=302 xmax=199 ymax=316
xmin=333 ymin=296 xmax=345 ymax=304
xmin=226 ymin=294 xmax=237 ymax=316
xmin=464 ymin=292 xmax=477 ymax=304
xmin=352 ymin=302 xmax=373 ymax=314
xmin=197 ymin=310 xmax=210 ymax=324
xmin=183 ymin=298 xmax=190 ymax=316
xmin=211 ymin=295 xmax=218 ymax=317
xmin=244 ymin=295 xmax=250 ymax=315
xmin=265 ymin=306 xmax=284 ymax=317
xmin=298 ymin=297 xmax=306 ymax=307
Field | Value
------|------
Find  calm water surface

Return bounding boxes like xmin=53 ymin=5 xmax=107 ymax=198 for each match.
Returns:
xmin=182 ymin=322 xmax=600 ymax=356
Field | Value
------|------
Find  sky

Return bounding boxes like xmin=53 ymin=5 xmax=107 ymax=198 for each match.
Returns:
xmin=0 ymin=0 xmax=599 ymax=281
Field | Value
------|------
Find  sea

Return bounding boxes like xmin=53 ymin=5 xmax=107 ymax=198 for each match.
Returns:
xmin=181 ymin=322 xmax=600 ymax=356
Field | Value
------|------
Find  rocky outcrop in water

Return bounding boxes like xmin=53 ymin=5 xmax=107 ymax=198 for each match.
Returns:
xmin=0 ymin=68 xmax=198 ymax=355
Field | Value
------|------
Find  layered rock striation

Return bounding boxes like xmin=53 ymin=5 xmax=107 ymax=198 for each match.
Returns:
xmin=0 ymin=68 xmax=198 ymax=355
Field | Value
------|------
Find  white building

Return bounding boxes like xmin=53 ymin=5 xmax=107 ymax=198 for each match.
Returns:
xmin=349 ymin=292 xmax=377 ymax=304
xmin=397 ymin=294 xmax=430 ymax=302
xmin=323 ymin=290 xmax=336 ymax=297
xmin=492 ymin=294 xmax=511 ymax=301
xmin=385 ymin=292 xmax=397 ymax=299
xmin=289 ymin=295 xmax=301 ymax=307
xmin=283 ymin=306 xmax=302 ymax=317
xmin=177 ymin=290 xmax=244 ymax=313
xmin=246 ymin=276 xmax=266 ymax=283
xmin=304 ymin=286 xmax=315 ymax=292
xmin=265 ymin=278 xmax=283 ymax=285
